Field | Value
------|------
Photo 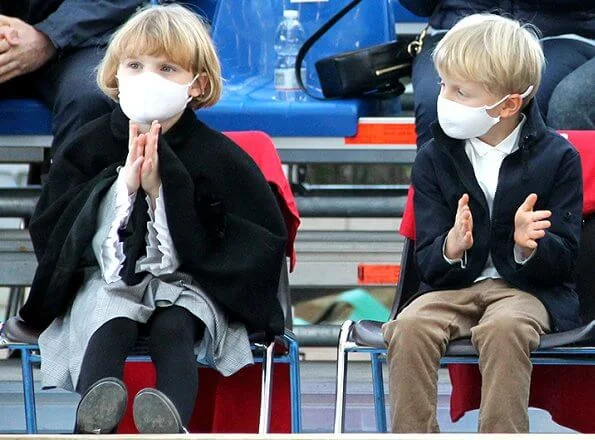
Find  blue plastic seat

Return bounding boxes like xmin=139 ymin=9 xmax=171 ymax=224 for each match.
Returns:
xmin=0 ymin=99 xmax=52 ymax=135
xmin=150 ymin=0 xmax=217 ymax=21
xmin=391 ymin=0 xmax=430 ymax=24
xmin=199 ymin=0 xmax=400 ymax=136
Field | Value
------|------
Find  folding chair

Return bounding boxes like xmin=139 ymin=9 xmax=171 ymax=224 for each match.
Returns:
xmin=333 ymin=131 xmax=595 ymax=432
xmin=1 ymin=130 xmax=302 ymax=434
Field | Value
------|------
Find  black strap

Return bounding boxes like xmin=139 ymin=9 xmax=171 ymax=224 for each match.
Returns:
xmin=294 ymin=0 xmax=363 ymax=100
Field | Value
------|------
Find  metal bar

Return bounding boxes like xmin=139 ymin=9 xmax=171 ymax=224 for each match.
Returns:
xmin=0 ymin=189 xmax=409 ymax=218
xmin=300 ymin=184 xmax=409 ymax=192
xmin=296 ymin=196 xmax=406 ymax=217
xmin=258 ymin=342 xmax=275 ymax=434
xmin=534 ymin=347 xmax=595 ymax=355
xmin=277 ymin=148 xmax=416 ymax=164
xmin=285 ymin=334 xmax=303 ymax=433
xmin=293 ymin=325 xmax=341 ymax=347
xmin=333 ymin=320 xmax=354 ymax=434
xmin=370 ymin=352 xmax=388 ymax=433
xmin=20 ymin=348 xmax=38 ymax=434
xmin=0 ymin=187 xmax=41 ymax=217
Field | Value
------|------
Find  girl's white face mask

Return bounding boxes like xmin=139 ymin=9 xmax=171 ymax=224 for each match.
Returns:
xmin=437 ymin=85 xmax=533 ymax=140
xmin=117 ymin=71 xmax=198 ymax=124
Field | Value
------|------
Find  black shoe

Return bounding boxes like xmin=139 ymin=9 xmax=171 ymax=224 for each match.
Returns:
xmin=74 ymin=377 xmax=127 ymax=434
xmin=133 ymin=388 xmax=186 ymax=434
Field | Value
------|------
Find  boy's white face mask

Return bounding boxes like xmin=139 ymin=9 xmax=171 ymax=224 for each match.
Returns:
xmin=437 ymin=85 xmax=533 ymax=140
xmin=117 ymin=71 xmax=198 ymax=124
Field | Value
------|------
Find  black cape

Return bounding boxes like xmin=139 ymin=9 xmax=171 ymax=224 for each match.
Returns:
xmin=20 ymin=106 xmax=288 ymax=335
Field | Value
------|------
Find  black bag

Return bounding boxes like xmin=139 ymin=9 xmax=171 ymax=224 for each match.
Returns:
xmin=295 ymin=0 xmax=428 ymax=99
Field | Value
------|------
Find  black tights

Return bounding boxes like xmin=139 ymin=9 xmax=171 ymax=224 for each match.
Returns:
xmin=77 ymin=306 xmax=203 ymax=425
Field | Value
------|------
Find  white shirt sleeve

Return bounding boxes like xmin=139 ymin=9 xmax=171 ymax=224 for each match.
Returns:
xmin=135 ymin=184 xmax=181 ymax=276
xmin=97 ymin=172 xmax=136 ymax=283
xmin=513 ymin=244 xmax=536 ymax=265
xmin=442 ymin=236 xmax=467 ymax=269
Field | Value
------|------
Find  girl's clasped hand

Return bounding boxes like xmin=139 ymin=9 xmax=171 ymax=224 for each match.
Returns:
xmin=122 ymin=120 xmax=161 ymax=202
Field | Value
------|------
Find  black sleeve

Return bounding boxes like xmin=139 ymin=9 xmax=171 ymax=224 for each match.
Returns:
xmin=514 ymin=149 xmax=583 ymax=284
xmin=34 ymin=0 xmax=143 ymax=51
xmin=411 ymin=149 xmax=468 ymax=286
xmin=399 ymin=0 xmax=440 ymax=17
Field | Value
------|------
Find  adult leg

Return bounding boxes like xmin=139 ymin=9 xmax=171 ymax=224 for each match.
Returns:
xmin=548 ymin=57 xmax=595 ymax=130
xmin=470 ymin=280 xmax=550 ymax=433
xmin=411 ymin=33 xmax=444 ymax=148
xmin=32 ymin=46 xmax=115 ymax=155
xmin=382 ymin=283 xmax=485 ymax=432
xmin=77 ymin=317 xmax=140 ymax=394
xmin=147 ymin=305 xmax=204 ymax=426
xmin=0 ymin=74 xmax=30 ymax=98
xmin=536 ymin=38 xmax=594 ymax=123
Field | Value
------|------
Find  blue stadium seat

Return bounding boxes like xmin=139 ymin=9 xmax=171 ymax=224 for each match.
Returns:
xmin=150 ymin=0 xmax=217 ymax=22
xmin=0 ymin=99 xmax=52 ymax=136
xmin=391 ymin=0 xmax=429 ymax=24
xmin=199 ymin=0 xmax=400 ymax=136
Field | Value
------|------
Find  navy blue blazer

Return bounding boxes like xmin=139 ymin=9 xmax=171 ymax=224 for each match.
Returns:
xmin=411 ymin=99 xmax=583 ymax=332
xmin=0 ymin=0 xmax=142 ymax=52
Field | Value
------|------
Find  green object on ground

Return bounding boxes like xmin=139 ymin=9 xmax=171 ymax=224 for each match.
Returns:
xmin=338 ymin=288 xmax=390 ymax=321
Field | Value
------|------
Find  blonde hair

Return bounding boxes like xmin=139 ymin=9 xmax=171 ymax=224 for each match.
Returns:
xmin=433 ymin=14 xmax=544 ymax=104
xmin=97 ymin=4 xmax=222 ymax=109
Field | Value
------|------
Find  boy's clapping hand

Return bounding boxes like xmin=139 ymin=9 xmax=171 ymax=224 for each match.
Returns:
xmin=514 ymin=193 xmax=551 ymax=257
xmin=446 ymin=193 xmax=474 ymax=260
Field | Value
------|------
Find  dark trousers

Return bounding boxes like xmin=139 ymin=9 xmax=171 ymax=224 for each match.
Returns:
xmin=77 ymin=306 xmax=204 ymax=426
xmin=0 ymin=46 xmax=114 ymax=154
xmin=412 ymin=34 xmax=595 ymax=147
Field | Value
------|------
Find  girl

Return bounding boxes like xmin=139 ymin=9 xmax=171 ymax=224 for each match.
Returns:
xmin=19 ymin=4 xmax=287 ymax=434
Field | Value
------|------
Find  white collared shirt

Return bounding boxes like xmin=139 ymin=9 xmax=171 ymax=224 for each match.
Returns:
xmin=444 ymin=115 xmax=533 ymax=281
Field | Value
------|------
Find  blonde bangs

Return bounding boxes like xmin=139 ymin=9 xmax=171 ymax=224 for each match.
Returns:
xmin=114 ymin=14 xmax=196 ymax=71
xmin=433 ymin=14 xmax=544 ymax=103
xmin=97 ymin=4 xmax=222 ymax=108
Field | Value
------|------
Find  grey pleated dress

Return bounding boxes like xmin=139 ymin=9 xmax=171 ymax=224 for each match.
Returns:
xmin=38 ymin=179 xmax=254 ymax=392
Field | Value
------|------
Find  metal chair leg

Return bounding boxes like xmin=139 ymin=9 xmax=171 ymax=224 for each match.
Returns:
xmin=370 ymin=352 xmax=387 ymax=432
xmin=5 ymin=287 xmax=25 ymax=322
xmin=286 ymin=334 xmax=302 ymax=433
xmin=258 ymin=341 xmax=275 ymax=434
xmin=333 ymin=320 xmax=354 ymax=434
xmin=20 ymin=347 xmax=38 ymax=434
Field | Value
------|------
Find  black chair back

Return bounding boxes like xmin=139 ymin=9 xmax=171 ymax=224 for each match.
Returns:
xmin=277 ymin=257 xmax=293 ymax=330
xmin=390 ymin=238 xmax=420 ymax=320
xmin=574 ymin=215 xmax=595 ymax=324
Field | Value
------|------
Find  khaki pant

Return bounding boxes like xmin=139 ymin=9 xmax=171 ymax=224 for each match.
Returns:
xmin=382 ymin=279 xmax=550 ymax=433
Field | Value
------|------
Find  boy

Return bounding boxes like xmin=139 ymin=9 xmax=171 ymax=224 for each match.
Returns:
xmin=383 ymin=14 xmax=583 ymax=433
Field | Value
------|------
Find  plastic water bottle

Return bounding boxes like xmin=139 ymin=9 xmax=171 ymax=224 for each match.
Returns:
xmin=274 ymin=9 xmax=306 ymax=102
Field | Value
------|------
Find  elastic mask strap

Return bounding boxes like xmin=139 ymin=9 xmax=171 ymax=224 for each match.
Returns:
xmin=486 ymin=84 xmax=534 ymax=110
xmin=186 ymin=73 xmax=200 ymax=87
xmin=519 ymin=85 xmax=534 ymax=98
xmin=185 ymin=73 xmax=201 ymax=104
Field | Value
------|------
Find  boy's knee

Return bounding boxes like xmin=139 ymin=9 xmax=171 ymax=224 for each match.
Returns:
xmin=472 ymin=315 xmax=541 ymax=352
xmin=383 ymin=314 xmax=445 ymax=350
